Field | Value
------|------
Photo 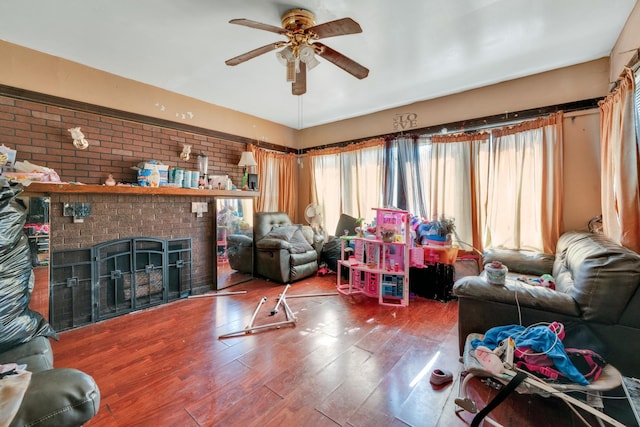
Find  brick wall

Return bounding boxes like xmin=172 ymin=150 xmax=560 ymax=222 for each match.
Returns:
xmin=1 ymin=94 xmax=254 ymax=293
xmin=50 ymin=193 xmax=215 ymax=293
xmin=0 ymin=95 xmax=246 ymax=185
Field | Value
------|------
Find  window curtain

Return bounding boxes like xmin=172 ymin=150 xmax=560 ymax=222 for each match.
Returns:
xmin=308 ymin=138 xmax=384 ymax=234
xmin=341 ymin=143 xmax=383 ymax=222
xmin=599 ymin=67 xmax=640 ymax=253
xmin=250 ymin=145 xmax=297 ymax=218
xmin=310 ymin=151 xmax=341 ymax=236
xmin=306 ymin=115 xmax=562 ymax=253
xmin=383 ymin=136 xmax=429 ymax=219
xmin=475 ymin=113 xmax=563 ymax=253
xmin=429 ymin=133 xmax=484 ymax=250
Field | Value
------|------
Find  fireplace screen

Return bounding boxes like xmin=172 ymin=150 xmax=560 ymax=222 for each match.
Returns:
xmin=50 ymin=248 xmax=93 ymax=331
xmin=50 ymin=237 xmax=192 ymax=331
xmin=95 ymin=238 xmax=166 ymax=319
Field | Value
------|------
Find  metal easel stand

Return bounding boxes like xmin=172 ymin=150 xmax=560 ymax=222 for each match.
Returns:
xmin=218 ymin=285 xmax=297 ymax=339
xmin=188 ymin=290 xmax=247 ymax=298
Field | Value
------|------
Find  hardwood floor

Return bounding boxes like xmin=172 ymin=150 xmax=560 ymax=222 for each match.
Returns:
xmin=50 ymin=274 xmax=631 ymax=426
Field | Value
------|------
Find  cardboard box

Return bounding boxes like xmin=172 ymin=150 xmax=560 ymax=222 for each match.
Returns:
xmin=138 ymin=163 xmax=169 ymax=186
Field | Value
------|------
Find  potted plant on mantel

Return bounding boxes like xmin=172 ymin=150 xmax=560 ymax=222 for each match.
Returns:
xmin=416 ymin=215 xmax=456 ymax=246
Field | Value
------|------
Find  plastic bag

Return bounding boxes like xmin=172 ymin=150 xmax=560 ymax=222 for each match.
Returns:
xmin=0 ymin=180 xmax=26 ymax=251
xmin=0 ymin=178 xmax=57 ymax=353
xmin=13 ymin=160 xmax=60 ymax=182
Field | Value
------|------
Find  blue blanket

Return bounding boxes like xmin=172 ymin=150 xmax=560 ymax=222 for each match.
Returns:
xmin=471 ymin=324 xmax=588 ymax=385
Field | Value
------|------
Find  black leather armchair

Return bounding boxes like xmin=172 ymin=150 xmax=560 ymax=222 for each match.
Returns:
xmin=253 ymin=212 xmax=323 ymax=283
xmin=320 ymin=213 xmax=359 ymax=272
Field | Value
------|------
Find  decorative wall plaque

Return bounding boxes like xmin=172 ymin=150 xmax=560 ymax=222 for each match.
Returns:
xmin=393 ymin=112 xmax=418 ymax=131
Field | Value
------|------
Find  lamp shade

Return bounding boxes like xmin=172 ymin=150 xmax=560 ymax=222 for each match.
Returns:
xmin=275 ymin=47 xmax=295 ymax=66
xmin=299 ymin=45 xmax=320 ymax=70
xmin=238 ymin=151 xmax=257 ymax=167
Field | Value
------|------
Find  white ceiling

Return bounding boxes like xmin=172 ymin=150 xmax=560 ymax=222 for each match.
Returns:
xmin=0 ymin=1 xmax=636 ymax=129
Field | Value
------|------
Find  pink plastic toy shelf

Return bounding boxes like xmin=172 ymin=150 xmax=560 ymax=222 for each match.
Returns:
xmin=336 ymin=208 xmax=410 ymax=307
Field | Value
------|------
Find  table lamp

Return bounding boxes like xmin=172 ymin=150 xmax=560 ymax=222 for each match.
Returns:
xmin=238 ymin=151 xmax=257 ymax=189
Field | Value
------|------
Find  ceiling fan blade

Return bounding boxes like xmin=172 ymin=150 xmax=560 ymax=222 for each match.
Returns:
xmin=314 ymin=42 xmax=369 ymax=79
xmin=309 ymin=18 xmax=362 ymax=39
xmin=229 ymin=18 xmax=288 ymax=35
xmin=292 ymin=62 xmax=307 ymax=96
xmin=225 ymin=43 xmax=280 ymax=66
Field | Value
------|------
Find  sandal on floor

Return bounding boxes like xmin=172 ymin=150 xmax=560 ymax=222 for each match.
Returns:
xmin=430 ymin=368 xmax=453 ymax=385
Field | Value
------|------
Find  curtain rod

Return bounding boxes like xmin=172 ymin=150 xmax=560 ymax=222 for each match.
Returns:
xmin=609 ymin=48 xmax=640 ymax=92
xmin=303 ymin=98 xmax=601 ymax=153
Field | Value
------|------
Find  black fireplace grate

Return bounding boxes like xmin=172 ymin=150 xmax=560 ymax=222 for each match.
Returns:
xmin=50 ymin=248 xmax=93 ymax=331
xmin=167 ymin=238 xmax=192 ymax=301
xmin=50 ymin=237 xmax=192 ymax=331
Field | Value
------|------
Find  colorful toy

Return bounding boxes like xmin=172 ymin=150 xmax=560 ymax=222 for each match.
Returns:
xmin=528 ymin=274 xmax=556 ymax=290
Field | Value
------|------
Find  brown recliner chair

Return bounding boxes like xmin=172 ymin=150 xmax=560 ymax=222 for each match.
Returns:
xmin=253 ymin=212 xmax=323 ymax=283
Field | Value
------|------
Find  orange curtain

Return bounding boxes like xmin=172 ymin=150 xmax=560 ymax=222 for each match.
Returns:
xmin=250 ymin=145 xmax=298 ymax=219
xmin=599 ymin=68 xmax=640 ymax=253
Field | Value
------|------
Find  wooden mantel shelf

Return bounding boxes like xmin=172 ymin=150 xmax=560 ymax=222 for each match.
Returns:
xmin=22 ymin=182 xmax=259 ymax=198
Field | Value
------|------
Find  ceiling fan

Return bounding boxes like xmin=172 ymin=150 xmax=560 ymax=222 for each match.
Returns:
xmin=225 ymin=8 xmax=369 ymax=96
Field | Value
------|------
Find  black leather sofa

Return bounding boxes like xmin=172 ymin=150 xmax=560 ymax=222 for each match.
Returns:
xmin=453 ymin=231 xmax=640 ymax=377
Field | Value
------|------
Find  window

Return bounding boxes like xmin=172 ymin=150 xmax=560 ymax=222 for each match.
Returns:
xmin=310 ymin=114 xmax=562 ymax=253
xmin=311 ymin=141 xmax=383 ymax=234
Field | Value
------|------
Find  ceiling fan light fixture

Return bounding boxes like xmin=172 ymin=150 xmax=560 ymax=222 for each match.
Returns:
xmin=299 ymin=45 xmax=320 ymax=70
xmin=226 ymin=9 xmax=369 ymax=95
xmin=276 ymin=46 xmax=295 ymax=66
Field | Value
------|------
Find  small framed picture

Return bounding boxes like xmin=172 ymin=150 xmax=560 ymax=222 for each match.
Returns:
xmin=247 ymin=173 xmax=258 ymax=191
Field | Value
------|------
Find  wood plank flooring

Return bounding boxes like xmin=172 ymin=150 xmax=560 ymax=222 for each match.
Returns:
xmin=50 ymin=274 xmax=631 ymax=426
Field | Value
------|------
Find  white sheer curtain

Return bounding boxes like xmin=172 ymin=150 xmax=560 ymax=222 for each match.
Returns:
xmin=311 ymin=153 xmax=341 ymax=235
xmin=426 ymin=136 xmax=475 ymax=248
xmin=341 ymin=144 xmax=383 ymax=223
xmin=475 ymin=113 xmax=563 ymax=253
xmin=258 ymin=159 xmax=279 ymax=212
xmin=308 ymin=115 xmax=562 ymax=253
xmin=309 ymin=139 xmax=383 ymax=234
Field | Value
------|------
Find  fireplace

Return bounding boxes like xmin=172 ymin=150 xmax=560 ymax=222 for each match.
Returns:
xmin=50 ymin=237 xmax=192 ymax=331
